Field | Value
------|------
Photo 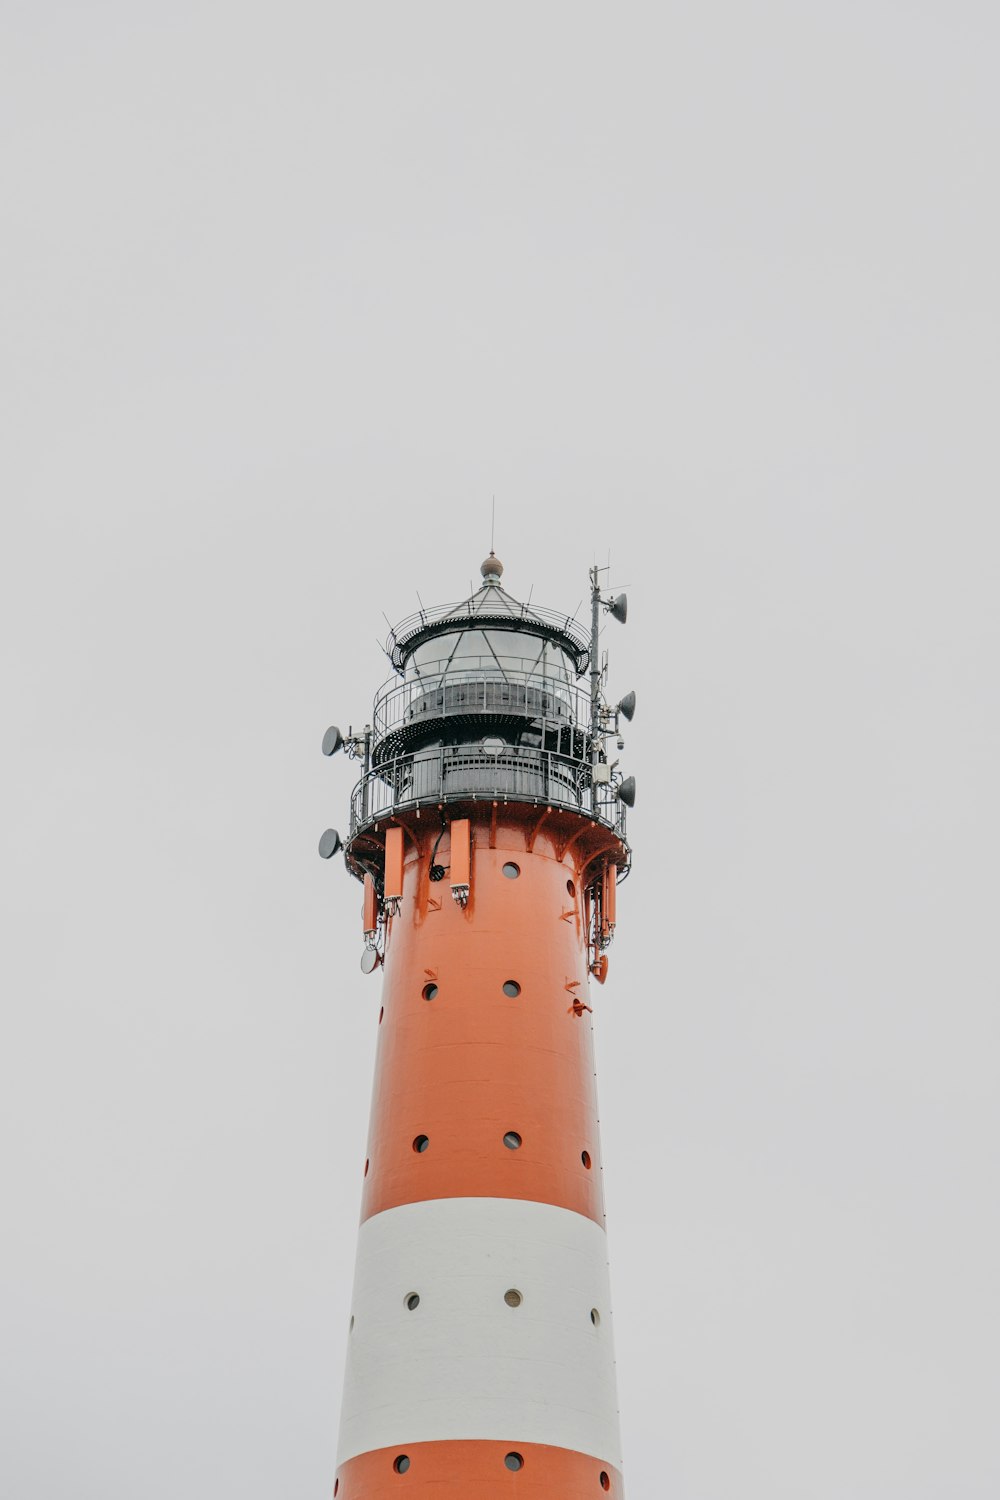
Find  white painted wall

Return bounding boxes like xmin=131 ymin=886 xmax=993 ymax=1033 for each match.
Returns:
xmin=338 ymin=1196 xmax=622 ymax=1466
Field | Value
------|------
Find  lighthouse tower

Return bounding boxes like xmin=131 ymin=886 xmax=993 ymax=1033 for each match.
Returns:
xmin=320 ymin=554 xmax=636 ymax=1498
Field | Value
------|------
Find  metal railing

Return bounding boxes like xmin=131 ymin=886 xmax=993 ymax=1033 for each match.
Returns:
xmin=349 ymin=743 xmax=627 ymax=841
xmin=371 ymin=660 xmax=592 ymax=748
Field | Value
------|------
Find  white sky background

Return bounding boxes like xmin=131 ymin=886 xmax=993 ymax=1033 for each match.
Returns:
xmin=2 ymin=3 xmax=998 ymax=1496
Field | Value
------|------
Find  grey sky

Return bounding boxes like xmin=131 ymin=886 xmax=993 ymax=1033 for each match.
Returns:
xmin=3 ymin=4 xmax=998 ymax=1496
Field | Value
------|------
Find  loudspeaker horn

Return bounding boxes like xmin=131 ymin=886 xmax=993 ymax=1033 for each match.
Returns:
xmin=616 ymin=776 xmax=636 ymax=808
xmin=318 ymin=828 xmax=343 ymax=859
xmin=322 ymin=725 xmax=345 ymax=756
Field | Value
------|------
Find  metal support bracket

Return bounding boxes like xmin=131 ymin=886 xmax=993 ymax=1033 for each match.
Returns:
xmin=525 ymin=806 xmax=552 ymax=853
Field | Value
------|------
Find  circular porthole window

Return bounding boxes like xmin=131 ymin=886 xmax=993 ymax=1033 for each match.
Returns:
xmin=422 ymin=983 xmax=438 ymax=1001
xmin=567 ymin=878 xmax=576 ymax=896
xmin=503 ymin=1131 xmax=522 ymax=1150
xmin=591 ymin=1308 xmax=601 ymax=1326
xmin=504 ymin=1288 xmax=523 ymax=1307
xmin=600 ymin=1472 xmax=611 ymax=1491
xmin=581 ymin=1150 xmax=592 ymax=1169
xmin=482 ymin=737 xmax=505 ymax=754
xmin=412 ymin=1135 xmax=429 ymax=1153
xmin=393 ymin=1454 xmax=410 ymax=1474
xmin=405 ymin=1292 xmax=420 ymax=1311
xmin=504 ymin=1452 xmax=524 ymax=1471
xmin=502 ymin=980 xmax=521 ymax=998
xmin=502 ymin=862 xmax=520 ymax=879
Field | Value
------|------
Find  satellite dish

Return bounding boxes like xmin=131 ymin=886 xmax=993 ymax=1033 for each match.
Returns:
xmin=618 ymin=690 xmax=636 ymax=722
xmin=616 ymin=777 xmax=636 ymax=808
xmin=360 ymin=948 xmax=381 ymax=975
xmin=608 ymin=593 xmax=628 ymax=624
xmin=322 ymin=725 xmax=345 ymax=756
xmin=318 ymin=828 xmax=343 ymax=859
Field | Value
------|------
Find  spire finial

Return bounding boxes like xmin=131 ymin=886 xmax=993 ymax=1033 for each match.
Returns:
xmin=480 ymin=550 xmax=503 ymax=583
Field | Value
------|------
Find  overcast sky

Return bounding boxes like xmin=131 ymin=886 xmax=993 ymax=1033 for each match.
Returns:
xmin=3 ymin=4 xmax=998 ymax=1497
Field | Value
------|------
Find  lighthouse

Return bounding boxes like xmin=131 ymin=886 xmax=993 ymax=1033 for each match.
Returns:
xmin=320 ymin=553 xmax=636 ymax=1497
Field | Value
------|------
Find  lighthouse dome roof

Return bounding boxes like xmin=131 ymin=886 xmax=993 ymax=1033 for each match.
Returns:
xmin=384 ymin=559 xmax=590 ymax=674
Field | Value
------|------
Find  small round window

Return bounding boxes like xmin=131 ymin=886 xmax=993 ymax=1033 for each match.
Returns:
xmin=600 ymin=1472 xmax=611 ymax=1491
xmin=393 ymin=1454 xmax=410 ymax=1474
xmin=412 ymin=1134 xmax=429 ymax=1153
xmin=504 ymin=1452 xmax=524 ymax=1471
xmin=422 ymin=983 xmax=438 ymax=1001
xmin=405 ymin=1292 xmax=420 ymax=1311
xmin=567 ymin=878 xmax=576 ymax=896
xmin=591 ymin=1307 xmax=601 ymax=1326
xmin=502 ymin=862 xmax=520 ymax=879
xmin=503 ymin=1131 xmax=522 ymax=1150
xmin=502 ymin=980 xmax=521 ymax=998
xmin=504 ymin=1288 xmax=523 ymax=1307
xmin=581 ymin=1150 xmax=592 ymax=1169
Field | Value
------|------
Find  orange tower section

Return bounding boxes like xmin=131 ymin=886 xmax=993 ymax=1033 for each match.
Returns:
xmin=320 ymin=554 xmax=636 ymax=1498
